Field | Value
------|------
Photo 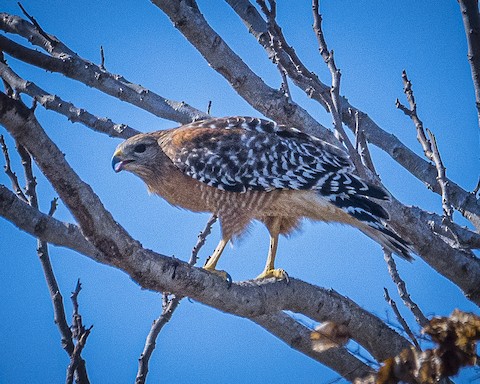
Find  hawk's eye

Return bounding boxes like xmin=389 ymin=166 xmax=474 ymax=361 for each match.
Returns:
xmin=134 ymin=144 xmax=147 ymax=153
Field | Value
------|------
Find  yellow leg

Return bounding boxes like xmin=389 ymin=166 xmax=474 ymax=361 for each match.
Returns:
xmin=203 ymin=237 xmax=230 ymax=281
xmin=256 ymin=218 xmax=288 ymax=281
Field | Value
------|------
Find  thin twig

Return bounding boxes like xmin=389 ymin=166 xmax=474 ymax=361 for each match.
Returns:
xmin=16 ymin=141 xmax=90 ymax=383
xmin=473 ymin=177 xmax=480 ymax=196
xmin=99 ymin=45 xmax=105 ymax=70
xmin=352 ymin=109 xmax=377 ymax=174
xmin=135 ymin=215 xmax=217 ymax=384
xmin=135 ymin=297 xmax=181 ymax=384
xmin=311 ymin=0 xmax=366 ymax=178
xmin=384 ymin=287 xmax=421 ymax=350
xmin=71 ymin=279 xmax=83 ymax=334
xmin=16 ymin=142 xmax=37 ymax=207
xmin=427 ymin=129 xmax=453 ymax=219
xmin=14 ymin=144 xmax=91 ymax=383
xmin=396 ymin=71 xmax=432 ymax=159
xmin=384 ymin=251 xmax=429 ymax=327
xmin=256 ymin=1 xmax=292 ymax=101
xmin=48 ymin=197 xmax=59 ymax=216
xmin=189 ymin=214 xmax=217 ymax=265
xmin=396 ymin=70 xmax=453 ymax=220
xmin=17 ymin=2 xmax=56 ymax=46
xmin=0 ymin=135 xmax=27 ymax=202
xmin=66 ymin=279 xmax=91 ymax=384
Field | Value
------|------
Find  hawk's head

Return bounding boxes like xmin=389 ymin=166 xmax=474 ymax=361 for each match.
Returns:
xmin=112 ymin=134 xmax=160 ymax=174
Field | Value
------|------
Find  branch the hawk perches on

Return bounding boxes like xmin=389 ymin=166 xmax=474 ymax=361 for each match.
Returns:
xmin=112 ymin=117 xmax=412 ymax=280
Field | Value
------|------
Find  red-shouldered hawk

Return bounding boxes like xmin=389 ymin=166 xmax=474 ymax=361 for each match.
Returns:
xmin=112 ymin=117 xmax=412 ymax=281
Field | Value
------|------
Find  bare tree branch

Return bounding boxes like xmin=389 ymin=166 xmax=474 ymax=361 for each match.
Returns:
xmin=16 ymin=140 xmax=91 ymax=383
xmin=16 ymin=2 xmax=57 ymax=47
xmin=99 ymin=45 xmax=105 ymax=71
xmin=0 ymin=184 xmax=104 ymax=260
xmin=0 ymin=134 xmax=27 ymax=202
xmin=396 ymin=70 xmax=454 ymax=220
xmin=384 ymin=197 xmax=480 ymax=304
xmin=135 ymin=297 xmax=180 ymax=384
xmin=353 ymin=109 xmax=377 ymax=174
xmin=458 ymin=0 xmax=480 ymax=129
xmin=0 ymin=27 xmax=208 ymax=124
xmin=384 ymin=287 xmax=421 ymax=350
xmin=0 ymin=129 xmax=92 ymax=382
xmin=310 ymin=0 xmax=365 ymax=174
xmin=383 ymin=251 xmax=428 ymax=328
xmin=0 ymin=59 xmax=139 ymax=139
xmin=189 ymin=214 xmax=217 ymax=266
xmin=65 ymin=279 xmax=91 ymax=384
xmin=136 ymin=215 xmax=216 ymax=384
xmin=252 ymin=311 xmax=375 ymax=380
xmin=427 ymin=129 xmax=453 ymax=220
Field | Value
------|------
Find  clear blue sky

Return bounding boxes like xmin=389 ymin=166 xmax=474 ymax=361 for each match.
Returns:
xmin=1 ymin=1 xmax=479 ymax=383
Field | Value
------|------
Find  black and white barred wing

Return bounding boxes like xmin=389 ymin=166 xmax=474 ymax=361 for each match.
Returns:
xmin=162 ymin=117 xmax=386 ymax=198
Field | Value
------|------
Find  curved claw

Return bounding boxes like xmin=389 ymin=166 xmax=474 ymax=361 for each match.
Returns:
xmin=225 ymin=272 xmax=232 ymax=288
xmin=256 ymin=268 xmax=289 ymax=283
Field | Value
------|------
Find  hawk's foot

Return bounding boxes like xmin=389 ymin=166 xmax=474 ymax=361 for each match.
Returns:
xmin=255 ymin=268 xmax=289 ymax=282
xmin=203 ymin=265 xmax=232 ymax=287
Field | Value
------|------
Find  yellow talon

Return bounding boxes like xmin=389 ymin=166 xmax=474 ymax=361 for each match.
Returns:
xmin=255 ymin=268 xmax=289 ymax=281
xmin=203 ymin=265 xmax=232 ymax=286
xmin=203 ymin=266 xmax=228 ymax=279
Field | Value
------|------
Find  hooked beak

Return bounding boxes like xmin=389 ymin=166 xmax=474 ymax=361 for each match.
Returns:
xmin=112 ymin=152 xmax=133 ymax=173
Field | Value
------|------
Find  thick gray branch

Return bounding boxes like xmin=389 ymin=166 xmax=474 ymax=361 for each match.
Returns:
xmin=0 ymin=92 xmax=410 ymax=363
xmin=0 ymin=184 xmax=104 ymax=261
xmin=252 ymin=311 xmax=375 ymax=380
xmin=385 ymin=197 xmax=480 ymax=304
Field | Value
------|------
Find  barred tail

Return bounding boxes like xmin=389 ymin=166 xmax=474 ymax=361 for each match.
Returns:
xmin=328 ymin=194 xmax=413 ymax=261
xmin=357 ymin=218 xmax=414 ymax=261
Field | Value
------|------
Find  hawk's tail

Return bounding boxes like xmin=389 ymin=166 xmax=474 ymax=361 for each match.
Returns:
xmin=325 ymin=180 xmax=413 ymax=260
xmin=357 ymin=217 xmax=414 ymax=261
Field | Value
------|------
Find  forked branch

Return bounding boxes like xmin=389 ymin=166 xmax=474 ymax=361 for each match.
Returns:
xmin=396 ymin=71 xmax=454 ymax=220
